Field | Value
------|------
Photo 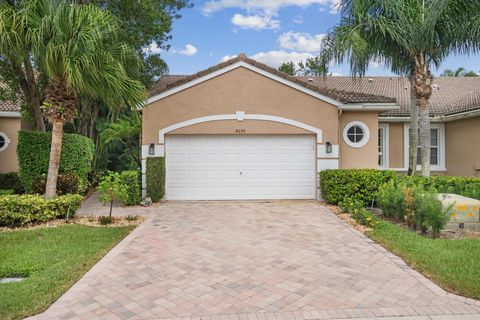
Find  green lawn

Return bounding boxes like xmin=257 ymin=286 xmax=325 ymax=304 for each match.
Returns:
xmin=369 ymin=221 xmax=480 ymax=300
xmin=0 ymin=224 xmax=135 ymax=320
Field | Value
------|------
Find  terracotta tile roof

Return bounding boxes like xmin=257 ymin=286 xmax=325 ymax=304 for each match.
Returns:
xmin=298 ymin=76 xmax=480 ymax=117
xmin=0 ymin=81 xmax=21 ymax=113
xmin=148 ymin=54 xmax=396 ymax=105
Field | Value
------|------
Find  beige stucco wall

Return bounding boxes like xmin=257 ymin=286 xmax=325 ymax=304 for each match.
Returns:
xmin=0 ymin=117 xmax=21 ymax=173
xmin=170 ymin=119 xmax=311 ymax=135
xmin=339 ymin=111 xmax=379 ymax=169
xmin=388 ymin=122 xmax=404 ymax=168
xmin=446 ymin=117 xmax=480 ymax=177
xmin=142 ymin=66 xmax=340 ymax=144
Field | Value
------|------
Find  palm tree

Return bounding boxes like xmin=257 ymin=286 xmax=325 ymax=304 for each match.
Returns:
xmin=100 ymin=111 xmax=141 ymax=167
xmin=20 ymin=0 xmax=145 ymax=198
xmin=320 ymin=0 xmax=480 ymax=176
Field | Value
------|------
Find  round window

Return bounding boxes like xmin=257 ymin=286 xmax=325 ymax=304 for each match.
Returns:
xmin=0 ymin=132 xmax=10 ymax=152
xmin=343 ymin=121 xmax=370 ymax=148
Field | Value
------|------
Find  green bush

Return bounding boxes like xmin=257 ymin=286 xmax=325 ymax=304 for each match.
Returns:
xmin=0 ymin=172 xmax=23 ymax=193
xmin=339 ymin=196 xmax=380 ymax=229
xmin=377 ymin=181 xmax=407 ymax=219
xmin=0 ymin=194 xmax=83 ymax=226
xmin=413 ymin=189 xmax=451 ymax=237
xmin=319 ymin=169 xmax=397 ymax=206
xmin=146 ymin=157 xmax=165 ymax=202
xmin=31 ymin=174 xmax=81 ymax=195
xmin=119 ymin=171 xmax=141 ymax=206
xmin=0 ymin=189 xmax=14 ymax=195
xmin=17 ymin=131 xmax=94 ymax=193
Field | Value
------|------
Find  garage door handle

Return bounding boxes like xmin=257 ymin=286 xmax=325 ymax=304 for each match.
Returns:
xmin=240 ymin=171 xmax=243 ymax=175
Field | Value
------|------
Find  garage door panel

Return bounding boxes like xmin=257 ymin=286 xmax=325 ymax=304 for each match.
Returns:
xmin=165 ymin=135 xmax=316 ymax=200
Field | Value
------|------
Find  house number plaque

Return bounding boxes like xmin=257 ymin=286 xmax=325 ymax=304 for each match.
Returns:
xmin=235 ymin=129 xmax=246 ymax=134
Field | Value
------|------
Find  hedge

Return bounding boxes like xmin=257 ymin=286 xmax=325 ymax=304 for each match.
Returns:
xmin=319 ymin=169 xmax=480 ymax=207
xmin=0 ymin=194 xmax=83 ymax=226
xmin=31 ymin=174 xmax=81 ymax=195
xmin=319 ymin=169 xmax=397 ymax=206
xmin=120 ymin=170 xmax=141 ymax=205
xmin=146 ymin=157 xmax=165 ymax=202
xmin=0 ymin=172 xmax=23 ymax=194
xmin=17 ymin=131 xmax=94 ymax=193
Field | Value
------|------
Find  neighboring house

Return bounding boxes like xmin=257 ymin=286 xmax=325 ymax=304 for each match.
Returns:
xmin=0 ymin=91 xmax=23 ymax=174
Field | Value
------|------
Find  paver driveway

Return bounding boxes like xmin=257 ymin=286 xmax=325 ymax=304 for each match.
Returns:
xmin=31 ymin=201 xmax=480 ymax=320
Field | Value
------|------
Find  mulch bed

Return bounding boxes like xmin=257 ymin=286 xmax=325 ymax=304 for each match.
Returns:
xmin=0 ymin=215 xmax=144 ymax=232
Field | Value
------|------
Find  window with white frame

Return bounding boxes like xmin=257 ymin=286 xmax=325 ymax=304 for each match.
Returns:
xmin=404 ymin=123 xmax=445 ymax=170
xmin=0 ymin=132 xmax=10 ymax=152
xmin=343 ymin=121 xmax=370 ymax=148
xmin=378 ymin=124 xmax=388 ymax=168
xmin=416 ymin=128 xmax=439 ymax=165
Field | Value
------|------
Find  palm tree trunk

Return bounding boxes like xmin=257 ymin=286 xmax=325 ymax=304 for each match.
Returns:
xmin=407 ymin=85 xmax=418 ymax=176
xmin=412 ymin=58 xmax=433 ymax=177
xmin=45 ymin=118 xmax=64 ymax=199
xmin=419 ymin=106 xmax=431 ymax=176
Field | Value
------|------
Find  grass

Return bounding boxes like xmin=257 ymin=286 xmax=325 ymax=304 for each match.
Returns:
xmin=0 ymin=224 xmax=134 ymax=320
xmin=369 ymin=221 xmax=480 ymax=300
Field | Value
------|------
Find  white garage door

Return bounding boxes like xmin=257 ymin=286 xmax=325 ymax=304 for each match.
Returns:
xmin=165 ymin=135 xmax=316 ymax=200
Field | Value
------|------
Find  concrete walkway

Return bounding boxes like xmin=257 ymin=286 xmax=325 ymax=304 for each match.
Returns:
xmin=30 ymin=201 xmax=480 ymax=320
xmin=76 ymin=192 xmax=156 ymax=217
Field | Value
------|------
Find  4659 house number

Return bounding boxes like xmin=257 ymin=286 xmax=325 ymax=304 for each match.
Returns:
xmin=235 ymin=128 xmax=246 ymax=134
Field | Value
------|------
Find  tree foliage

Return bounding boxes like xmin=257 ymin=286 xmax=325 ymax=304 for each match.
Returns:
xmin=319 ymin=0 xmax=480 ymax=176
xmin=278 ymin=62 xmax=297 ymax=76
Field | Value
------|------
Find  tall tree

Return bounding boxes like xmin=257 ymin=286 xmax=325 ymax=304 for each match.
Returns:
xmin=298 ymin=57 xmax=328 ymax=76
xmin=14 ymin=0 xmax=146 ymax=198
xmin=320 ymin=0 xmax=480 ymax=176
xmin=278 ymin=62 xmax=297 ymax=76
xmin=0 ymin=0 xmax=46 ymax=131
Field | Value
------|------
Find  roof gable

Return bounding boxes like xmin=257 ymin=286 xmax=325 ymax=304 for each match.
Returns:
xmin=147 ymin=54 xmax=397 ymax=107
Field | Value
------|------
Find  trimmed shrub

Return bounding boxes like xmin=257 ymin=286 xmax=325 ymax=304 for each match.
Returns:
xmin=0 ymin=194 xmax=83 ymax=226
xmin=0 ymin=172 xmax=23 ymax=193
xmin=119 ymin=171 xmax=141 ymax=206
xmin=319 ymin=169 xmax=397 ymax=206
xmin=146 ymin=157 xmax=165 ymax=202
xmin=17 ymin=131 xmax=94 ymax=193
xmin=0 ymin=189 xmax=14 ymax=195
xmin=31 ymin=174 xmax=81 ymax=195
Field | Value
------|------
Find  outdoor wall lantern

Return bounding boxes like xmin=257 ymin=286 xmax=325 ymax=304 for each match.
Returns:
xmin=149 ymin=143 xmax=155 ymax=155
xmin=326 ymin=141 xmax=332 ymax=154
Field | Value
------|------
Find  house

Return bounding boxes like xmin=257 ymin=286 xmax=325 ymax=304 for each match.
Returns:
xmin=0 ymin=91 xmax=22 ymax=174
xmin=141 ymin=54 xmax=479 ymax=200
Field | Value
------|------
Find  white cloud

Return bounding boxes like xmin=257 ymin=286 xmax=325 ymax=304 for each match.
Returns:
xmin=231 ymin=13 xmax=280 ymax=30
xmin=143 ymin=42 xmax=162 ymax=55
xmin=293 ymin=15 xmax=304 ymax=24
xmin=221 ymin=55 xmax=238 ymax=62
xmin=278 ymin=31 xmax=325 ymax=53
xmin=179 ymin=44 xmax=198 ymax=56
xmin=250 ymin=50 xmax=314 ymax=68
xmin=202 ymin=0 xmax=340 ymax=15
xmin=220 ymin=51 xmax=313 ymax=68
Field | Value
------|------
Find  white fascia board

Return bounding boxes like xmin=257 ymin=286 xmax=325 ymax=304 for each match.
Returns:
xmin=0 ymin=111 xmax=21 ymax=118
xmin=145 ymin=61 xmax=343 ymax=107
xmin=340 ymin=103 xmax=399 ymax=112
xmin=380 ymin=109 xmax=480 ymax=123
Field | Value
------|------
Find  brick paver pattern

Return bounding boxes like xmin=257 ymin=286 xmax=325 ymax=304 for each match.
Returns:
xmin=31 ymin=201 xmax=480 ymax=320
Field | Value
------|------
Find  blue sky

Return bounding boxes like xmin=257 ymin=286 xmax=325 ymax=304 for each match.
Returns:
xmin=153 ymin=0 xmax=480 ymax=76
